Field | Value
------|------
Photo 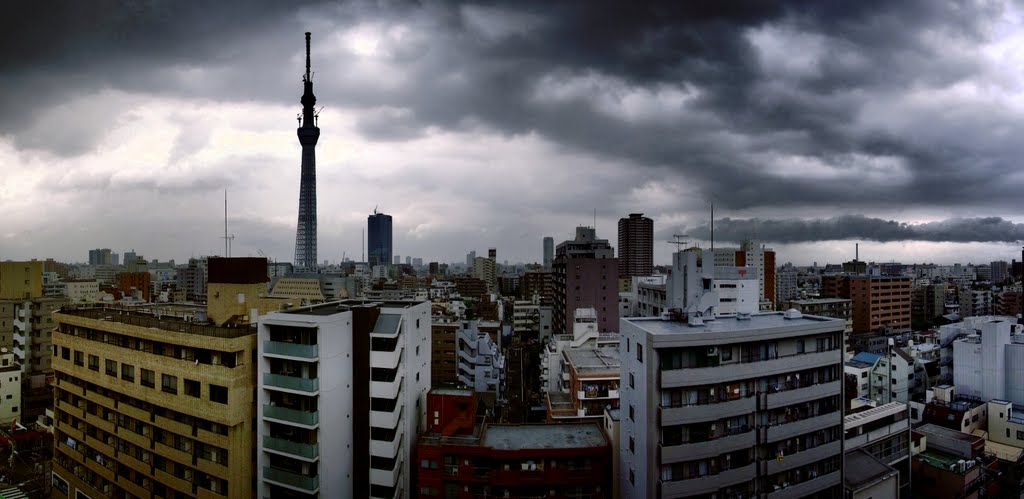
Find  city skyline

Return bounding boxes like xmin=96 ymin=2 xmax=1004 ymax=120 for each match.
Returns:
xmin=4 ymin=3 xmax=1024 ymax=265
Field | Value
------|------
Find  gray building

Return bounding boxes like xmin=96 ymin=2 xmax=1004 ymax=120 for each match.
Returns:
xmin=543 ymin=236 xmax=554 ymax=271
xmin=620 ymin=310 xmax=845 ymax=498
xmin=367 ymin=210 xmax=393 ymax=268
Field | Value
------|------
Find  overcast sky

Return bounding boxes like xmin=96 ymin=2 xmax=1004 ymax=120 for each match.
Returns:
xmin=4 ymin=1 xmax=1024 ymax=267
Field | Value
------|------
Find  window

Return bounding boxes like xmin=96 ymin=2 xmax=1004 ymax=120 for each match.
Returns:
xmin=637 ymin=346 xmax=643 ymax=364
xmin=629 ymin=373 xmax=635 ymax=389
xmin=62 ymin=347 xmax=70 ymax=360
xmin=122 ymin=364 xmax=135 ymax=382
xmin=629 ymin=468 xmax=635 ymax=485
xmin=1017 ymin=431 xmax=1024 ymax=441
xmin=861 ymin=372 xmax=868 ymax=379
xmin=184 ymin=379 xmax=200 ymax=398
xmin=161 ymin=374 xmax=177 ymax=394
xmin=74 ymin=351 xmax=84 ymax=367
xmin=88 ymin=354 xmax=99 ymax=371
xmin=210 ymin=384 xmax=228 ymax=404
xmin=626 ymin=338 xmax=630 ymax=353
xmin=721 ymin=347 xmax=732 ymax=361
xmin=629 ymin=404 xmax=635 ymax=421
xmin=105 ymin=359 xmax=117 ymax=377
xmin=629 ymin=436 xmax=635 ymax=453
xmin=141 ymin=369 xmax=155 ymax=388
xmin=797 ymin=340 xmax=805 ymax=354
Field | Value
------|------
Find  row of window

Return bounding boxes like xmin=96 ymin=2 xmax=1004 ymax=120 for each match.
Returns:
xmin=59 ymin=346 xmax=228 ymax=404
xmin=58 ymin=323 xmax=240 ymax=367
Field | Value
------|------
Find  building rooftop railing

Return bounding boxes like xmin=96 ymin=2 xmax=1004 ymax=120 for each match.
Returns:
xmin=57 ymin=305 xmax=254 ymax=339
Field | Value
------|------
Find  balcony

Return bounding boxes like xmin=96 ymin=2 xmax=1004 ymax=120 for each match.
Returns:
xmin=264 ymin=341 xmax=319 ymax=360
xmin=264 ymin=373 xmax=320 ymax=394
xmin=766 ymin=381 xmax=841 ymax=409
xmin=263 ymin=404 xmax=319 ymax=428
xmin=661 ymin=430 xmax=755 ymax=463
xmin=660 ymin=397 xmax=755 ymax=425
xmin=263 ymin=436 xmax=319 ymax=461
xmin=370 ymin=376 xmax=403 ymax=400
xmin=660 ymin=462 xmax=756 ymax=497
xmin=577 ymin=389 xmax=620 ymax=400
xmin=13 ymin=332 xmax=25 ymax=345
xmin=766 ymin=470 xmax=840 ymax=499
xmin=370 ymin=459 xmax=403 ymax=488
xmin=370 ymin=347 xmax=404 ymax=370
xmin=12 ymin=346 xmax=24 ymax=360
xmin=263 ymin=466 xmax=320 ymax=493
xmin=370 ymin=432 xmax=404 ymax=459
xmin=370 ymin=406 xmax=403 ymax=431
xmin=661 ymin=351 xmax=840 ymax=387
xmin=766 ymin=412 xmax=841 ymax=443
xmin=766 ymin=440 xmax=842 ymax=475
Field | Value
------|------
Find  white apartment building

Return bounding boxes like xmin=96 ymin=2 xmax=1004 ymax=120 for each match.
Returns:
xmin=257 ymin=299 xmax=431 ymax=499
xmin=0 ymin=349 xmax=21 ymax=425
xmin=540 ymin=308 xmax=619 ymax=393
xmin=456 ymin=320 xmax=504 ymax=399
xmin=666 ymin=248 xmax=758 ymax=319
xmin=620 ymin=310 xmax=845 ymax=499
xmin=953 ymin=317 xmax=1024 ymax=406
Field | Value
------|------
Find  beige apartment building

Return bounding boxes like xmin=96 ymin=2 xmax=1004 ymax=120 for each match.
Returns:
xmin=50 ymin=257 xmax=277 ymax=499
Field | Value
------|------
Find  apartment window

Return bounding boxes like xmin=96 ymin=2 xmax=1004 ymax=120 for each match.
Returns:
xmin=629 ymin=404 xmax=635 ymax=421
xmin=721 ymin=347 xmax=732 ymax=361
xmin=105 ymin=359 xmax=117 ymax=377
xmin=184 ymin=379 xmax=200 ymax=398
xmin=629 ymin=373 xmax=634 ymax=389
xmin=74 ymin=351 xmax=84 ymax=367
xmin=626 ymin=338 xmax=630 ymax=353
xmin=1017 ymin=431 xmax=1024 ymax=441
xmin=161 ymin=374 xmax=177 ymax=394
xmin=62 ymin=347 xmax=70 ymax=360
xmin=629 ymin=436 xmax=635 ymax=453
xmin=121 ymin=364 xmax=135 ymax=382
xmin=636 ymin=347 xmax=643 ymax=364
xmin=629 ymin=468 xmax=635 ymax=485
xmin=210 ymin=384 xmax=228 ymax=404
xmin=796 ymin=340 xmax=805 ymax=354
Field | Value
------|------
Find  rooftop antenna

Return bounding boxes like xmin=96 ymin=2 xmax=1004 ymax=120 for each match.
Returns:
xmin=710 ymin=201 xmax=714 ymax=251
xmin=362 ymin=228 xmax=365 ymax=262
xmin=221 ymin=190 xmax=235 ymax=257
xmin=304 ymin=32 xmax=312 ymax=83
xmin=593 ymin=208 xmax=597 ymax=229
xmin=669 ymin=234 xmax=690 ymax=251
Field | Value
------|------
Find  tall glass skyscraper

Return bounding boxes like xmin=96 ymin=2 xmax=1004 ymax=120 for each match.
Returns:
xmin=368 ymin=211 xmax=393 ymax=268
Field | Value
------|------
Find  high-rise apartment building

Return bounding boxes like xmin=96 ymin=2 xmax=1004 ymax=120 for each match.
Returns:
xmin=553 ymin=227 xmax=619 ymax=335
xmin=991 ymin=260 xmax=1010 ymax=283
xmin=543 ymin=236 xmax=554 ymax=271
xmin=256 ymin=299 xmax=430 ymax=498
xmin=471 ymin=257 xmax=497 ymax=293
xmin=620 ymin=311 xmax=845 ymax=498
xmin=293 ymin=32 xmax=321 ymax=272
xmin=368 ymin=211 xmax=394 ymax=269
xmin=618 ymin=213 xmax=653 ymax=279
xmin=88 ymin=249 xmax=113 ymax=267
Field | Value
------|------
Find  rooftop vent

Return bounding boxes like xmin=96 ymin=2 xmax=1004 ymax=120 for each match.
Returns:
xmin=783 ymin=309 xmax=803 ymax=320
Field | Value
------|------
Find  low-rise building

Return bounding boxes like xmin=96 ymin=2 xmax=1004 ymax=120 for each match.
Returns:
xmin=417 ymin=388 xmax=611 ymax=499
xmin=457 ymin=319 xmax=505 ymax=403
xmin=844 ymin=402 xmax=912 ymax=497
xmin=547 ymin=347 xmax=619 ymax=422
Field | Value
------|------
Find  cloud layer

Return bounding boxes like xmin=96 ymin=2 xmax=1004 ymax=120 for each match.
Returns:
xmin=3 ymin=1 xmax=1024 ymax=264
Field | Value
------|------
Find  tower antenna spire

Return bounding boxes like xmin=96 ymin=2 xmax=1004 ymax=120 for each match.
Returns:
xmin=305 ymin=32 xmax=312 ymax=82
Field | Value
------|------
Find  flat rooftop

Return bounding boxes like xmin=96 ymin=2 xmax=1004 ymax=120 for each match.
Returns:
xmin=788 ymin=298 xmax=851 ymax=305
xmin=483 ymin=423 xmax=607 ymax=451
xmin=627 ymin=311 xmax=841 ymax=335
xmin=918 ymin=423 xmax=984 ymax=444
xmin=56 ymin=305 xmax=251 ymax=339
xmin=845 ymin=402 xmax=907 ymax=428
xmin=845 ymin=449 xmax=898 ymax=490
xmin=564 ymin=348 xmax=620 ymax=375
xmin=917 ymin=449 xmax=973 ymax=473
xmin=431 ymin=388 xmax=474 ymax=397
xmin=281 ymin=299 xmax=427 ymax=316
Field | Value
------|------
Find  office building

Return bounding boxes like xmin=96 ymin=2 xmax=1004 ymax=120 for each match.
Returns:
xmin=711 ymin=240 xmax=776 ymax=310
xmin=293 ymin=32 xmax=321 ymax=272
xmin=417 ymin=388 xmax=611 ymax=499
xmin=552 ymin=227 xmax=619 ymax=335
xmin=618 ymin=213 xmax=653 ymax=279
xmin=88 ymin=249 xmax=113 ymax=267
xmin=368 ymin=210 xmax=394 ymax=269
xmin=51 ymin=258 xmax=280 ymax=499
xmin=257 ymin=299 xmax=431 ymax=498
xmin=543 ymin=236 xmax=554 ymax=271
xmin=620 ymin=310 xmax=845 ymax=498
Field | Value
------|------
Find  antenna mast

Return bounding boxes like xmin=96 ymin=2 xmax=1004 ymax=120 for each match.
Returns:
xmin=222 ymin=190 xmax=234 ymax=257
xmin=710 ymin=201 xmax=714 ymax=251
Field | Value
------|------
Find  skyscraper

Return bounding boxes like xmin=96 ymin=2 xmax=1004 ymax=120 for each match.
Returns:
xmin=617 ymin=213 xmax=653 ymax=278
xmin=368 ymin=210 xmax=393 ymax=268
xmin=293 ymin=32 xmax=320 ymax=271
xmin=543 ymin=236 xmax=554 ymax=270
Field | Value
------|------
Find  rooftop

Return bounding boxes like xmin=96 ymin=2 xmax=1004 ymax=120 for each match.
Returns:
xmin=564 ymin=348 xmax=620 ymax=376
xmin=845 ymin=402 xmax=907 ymax=428
xmin=626 ymin=311 xmax=841 ymax=335
xmin=431 ymin=387 xmax=474 ymax=397
xmin=918 ymin=423 xmax=985 ymax=444
xmin=280 ymin=299 xmax=426 ymax=316
xmin=788 ymin=298 xmax=851 ymax=305
xmin=57 ymin=305 xmax=252 ymax=339
xmin=916 ymin=449 xmax=975 ymax=474
xmin=844 ymin=449 xmax=898 ymax=491
xmin=482 ymin=423 xmax=607 ymax=451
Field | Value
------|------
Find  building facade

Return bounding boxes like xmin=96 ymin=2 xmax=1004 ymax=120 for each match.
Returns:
xmin=257 ymin=299 xmax=430 ymax=498
xmin=620 ymin=311 xmax=845 ymax=498
xmin=618 ymin=213 xmax=653 ymax=279
xmin=552 ymin=227 xmax=619 ymax=335
xmin=368 ymin=211 xmax=394 ymax=269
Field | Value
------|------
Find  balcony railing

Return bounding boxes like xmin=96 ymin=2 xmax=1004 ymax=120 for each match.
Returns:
xmin=263 ymin=466 xmax=320 ymax=491
xmin=263 ymin=404 xmax=319 ymax=427
xmin=264 ymin=341 xmax=319 ymax=359
xmin=263 ymin=436 xmax=319 ymax=460
xmin=264 ymin=373 xmax=320 ymax=393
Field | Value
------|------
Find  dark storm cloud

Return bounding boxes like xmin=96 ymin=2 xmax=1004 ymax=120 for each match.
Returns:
xmin=2 ymin=1 xmax=1020 ymax=216
xmin=686 ymin=216 xmax=1024 ymax=244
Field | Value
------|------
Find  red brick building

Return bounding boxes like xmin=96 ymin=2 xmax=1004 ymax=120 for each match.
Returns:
xmin=117 ymin=271 xmax=151 ymax=301
xmin=417 ymin=388 xmax=611 ymax=498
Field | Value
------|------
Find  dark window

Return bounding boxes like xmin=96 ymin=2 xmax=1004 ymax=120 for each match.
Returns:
xmin=629 ymin=373 xmax=634 ymax=389
xmin=105 ymin=359 xmax=117 ymax=377
xmin=86 ymin=354 xmax=97 ymax=370
xmin=74 ymin=351 xmax=84 ymax=367
xmin=629 ymin=436 xmax=635 ymax=453
xmin=184 ymin=379 xmax=200 ymax=398
xmin=141 ymin=369 xmax=155 ymax=388
xmin=629 ymin=404 xmax=635 ymax=421
xmin=210 ymin=384 xmax=228 ymax=404
xmin=161 ymin=374 xmax=177 ymax=394
xmin=121 ymin=364 xmax=135 ymax=382
xmin=62 ymin=347 xmax=70 ymax=360
xmin=637 ymin=347 xmax=643 ymax=364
